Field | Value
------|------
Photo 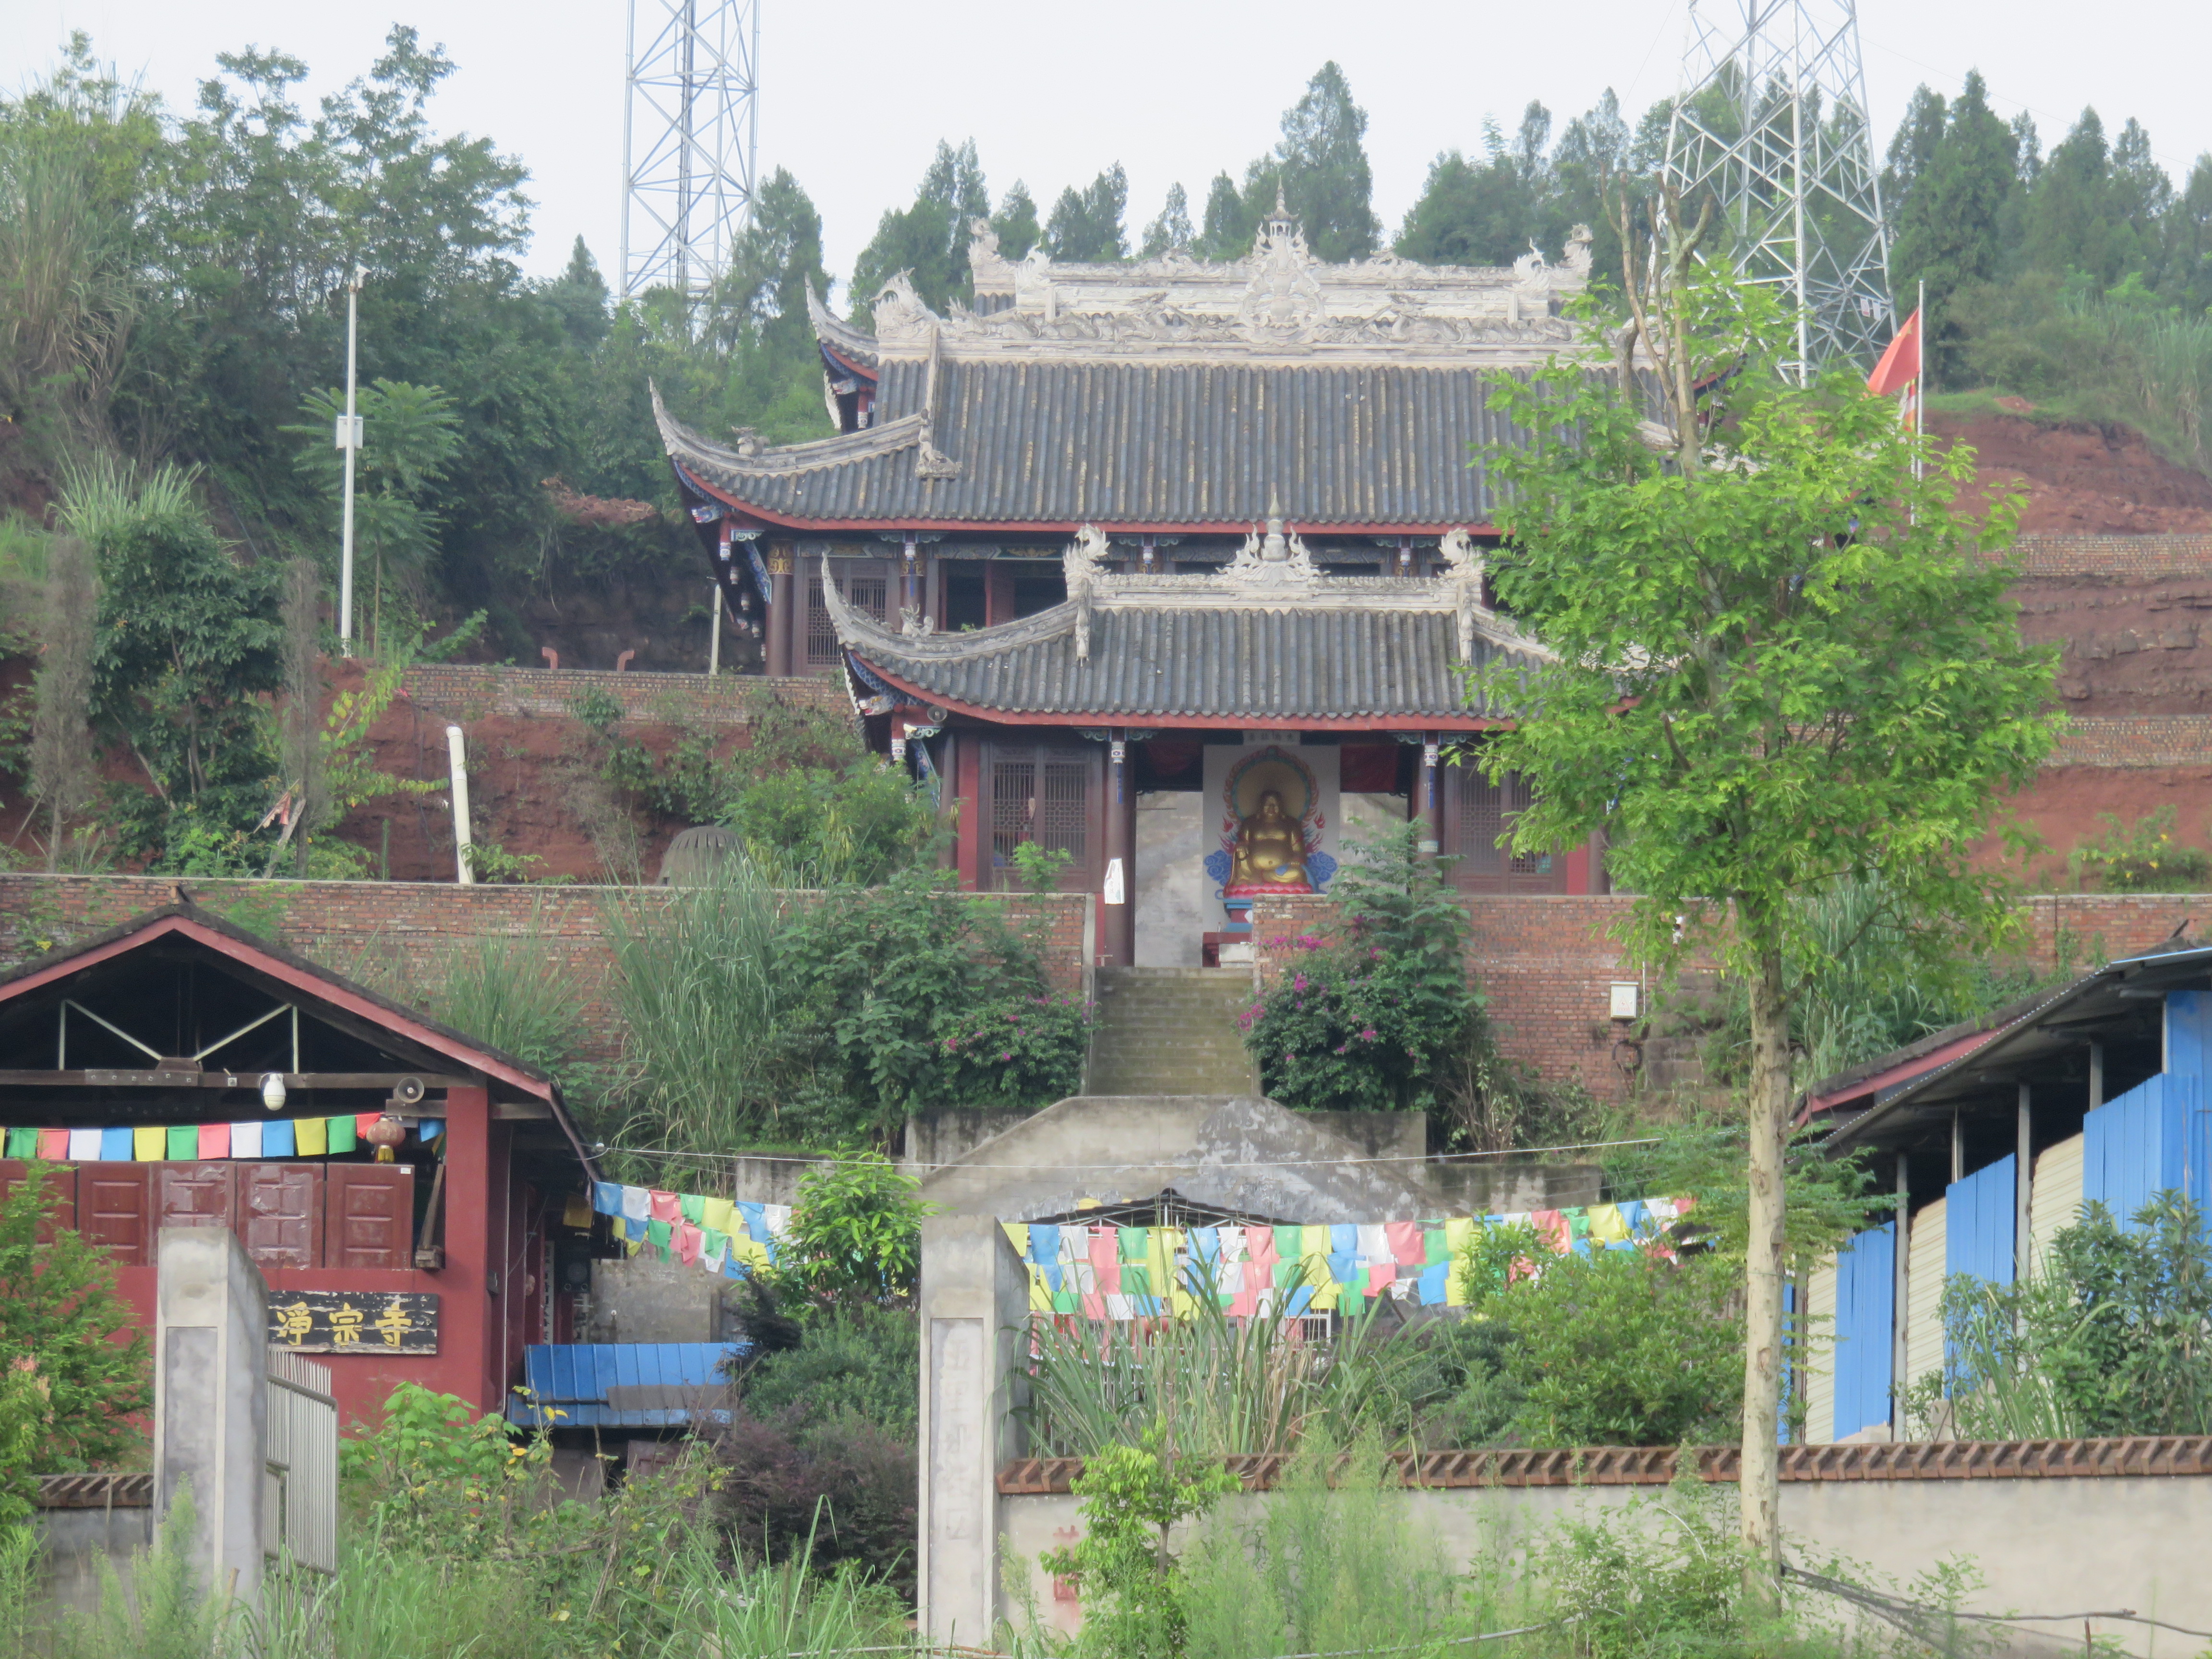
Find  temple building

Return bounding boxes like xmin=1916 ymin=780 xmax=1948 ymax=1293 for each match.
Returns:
xmin=657 ymin=201 xmax=1608 ymax=967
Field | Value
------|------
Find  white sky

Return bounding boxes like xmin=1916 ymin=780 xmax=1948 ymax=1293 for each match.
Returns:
xmin=9 ymin=0 xmax=2209 ymax=298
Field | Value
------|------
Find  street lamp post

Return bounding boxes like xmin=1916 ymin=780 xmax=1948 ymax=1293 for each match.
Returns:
xmin=337 ymin=265 xmax=364 ymax=656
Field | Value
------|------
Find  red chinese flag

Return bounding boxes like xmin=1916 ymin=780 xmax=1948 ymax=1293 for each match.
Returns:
xmin=1867 ymin=308 xmax=1922 ymax=397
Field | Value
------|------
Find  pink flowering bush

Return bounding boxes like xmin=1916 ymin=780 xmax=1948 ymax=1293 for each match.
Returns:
xmin=937 ymin=991 xmax=1094 ymax=1106
xmin=1239 ymin=825 xmax=1482 ymax=1113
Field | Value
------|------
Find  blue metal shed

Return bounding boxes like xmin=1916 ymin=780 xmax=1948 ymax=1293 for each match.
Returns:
xmin=509 ymin=1342 xmax=747 ymax=1429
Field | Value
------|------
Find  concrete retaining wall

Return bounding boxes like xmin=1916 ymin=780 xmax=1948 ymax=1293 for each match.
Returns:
xmin=1001 ymin=1472 xmax=2212 ymax=1658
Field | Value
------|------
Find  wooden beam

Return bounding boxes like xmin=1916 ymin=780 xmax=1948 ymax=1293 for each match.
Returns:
xmin=490 ymin=1101 xmax=552 ymax=1120
xmin=0 ymin=1070 xmax=476 ymax=1090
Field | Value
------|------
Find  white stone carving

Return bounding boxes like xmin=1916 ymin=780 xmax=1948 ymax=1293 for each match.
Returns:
xmin=1438 ymin=527 xmax=1483 ymax=578
xmin=1237 ymin=193 xmax=1326 ymax=339
xmin=967 ymin=217 xmax=1014 ymax=289
xmin=869 ymin=272 xmax=936 ymax=345
xmin=1223 ymin=498 xmax=1322 ymax=590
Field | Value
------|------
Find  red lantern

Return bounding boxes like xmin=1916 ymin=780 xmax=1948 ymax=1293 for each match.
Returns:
xmin=365 ymin=1114 xmax=407 ymax=1164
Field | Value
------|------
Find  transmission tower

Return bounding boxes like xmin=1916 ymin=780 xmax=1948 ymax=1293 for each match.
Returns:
xmin=621 ymin=0 xmax=760 ymax=302
xmin=1663 ymin=0 xmax=1893 ymax=376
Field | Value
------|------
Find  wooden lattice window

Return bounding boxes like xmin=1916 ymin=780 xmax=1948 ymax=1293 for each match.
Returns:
xmin=1450 ymin=767 xmax=1567 ymax=894
xmin=986 ymin=744 xmax=1094 ymax=889
xmin=806 ymin=562 xmax=889 ymax=666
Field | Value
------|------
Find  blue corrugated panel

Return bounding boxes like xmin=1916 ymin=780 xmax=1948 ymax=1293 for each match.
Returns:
xmin=2083 ymin=1074 xmax=2192 ymax=1226
xmin=2166 ymin=990 xmax=2212 ymax=1080
xmin=1947 ymin=1156 xmax=2016 ymax=1287
xmin=509 ymin=1343 xmax=745 ymax=1428
xmin=1832 ymin=1223 xmax=1895 ymax=1441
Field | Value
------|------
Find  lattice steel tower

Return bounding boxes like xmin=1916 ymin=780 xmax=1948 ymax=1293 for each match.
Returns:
xmin=1663 ymin=0 xmax=1892 ymax=375
xmin=621 ymin=0 xmax=760 ymax=301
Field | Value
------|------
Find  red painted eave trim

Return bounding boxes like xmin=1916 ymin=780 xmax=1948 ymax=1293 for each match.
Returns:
xmin=680 ymin=479 xmax=1496 ymax=539
xmin=858 ymin=659 xmax=1503 ymax=733
xmin=1796 ymin=1027 xmax=2000 ymax=1125
xmin=0 ymin=915 xmax=554 ymax=1102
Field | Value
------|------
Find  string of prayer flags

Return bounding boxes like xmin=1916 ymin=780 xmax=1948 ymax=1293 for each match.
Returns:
xmin=588 ymin=1181 xmax=791 ymax=1278
xmin=1003 ymin=1196 xmax=1690 ymax=1321
xmin=3 ymin=1114 xmax=431 ymax=1164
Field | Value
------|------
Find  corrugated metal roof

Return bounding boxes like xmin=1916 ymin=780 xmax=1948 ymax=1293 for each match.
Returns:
xmin=508 ymin=1343 xmax=745 ymax=1429
xmin=662 ymin=358 xmax=1527 ymax=529
xmin=848 ymin=604 xmax=1535 ymax=721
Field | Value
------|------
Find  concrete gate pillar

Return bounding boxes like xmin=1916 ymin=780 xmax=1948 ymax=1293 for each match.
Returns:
xmin=154 ymin=1226 xmax=267 ymax=1609
xmin=917 ymin=1214 xmax=1031 ymax=1651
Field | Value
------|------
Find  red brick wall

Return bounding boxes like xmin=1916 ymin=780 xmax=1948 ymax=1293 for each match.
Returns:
xmin=399 ymin=666 xmax=848 ymax=727
xmin=0 ymin=877 xmax=1089 ymax=1070
xmin=1252 ymin=890 xmax=2212 ymax=1103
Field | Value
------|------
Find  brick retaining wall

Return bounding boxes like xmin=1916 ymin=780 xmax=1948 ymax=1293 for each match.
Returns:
xmin=1252 ymin=890 xmax=2212 ymax=1102
xmin=2009 ymin=533 xmax=2212 ymax=578
xmin=399 ymin=665 xmax=849 ymax=727
xmin=2045 ymin=716 xmax=2212 ymax=767
xmin=0 ymin=876 xmax=1089 ymax=1072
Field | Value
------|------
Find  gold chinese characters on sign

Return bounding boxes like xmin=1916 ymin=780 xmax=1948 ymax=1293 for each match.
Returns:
xmin=268 ymin=1291 xmax=438 ymax=1354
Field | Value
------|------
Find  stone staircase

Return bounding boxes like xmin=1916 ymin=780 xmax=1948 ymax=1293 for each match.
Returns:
xmin=1085 ymin=967 xmax=1261 ymax=1095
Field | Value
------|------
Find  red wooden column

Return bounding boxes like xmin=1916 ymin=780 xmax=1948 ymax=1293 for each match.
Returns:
xmin=1103 ymin=730 xmax=1136 ymax=967
xmin=765 ymin=546 xmax=794 ymax=678
xmin=1415 ymin=733 xmax=1445 ymax=859
xmin=439 ymin=1085 xmax=498 ymax=1415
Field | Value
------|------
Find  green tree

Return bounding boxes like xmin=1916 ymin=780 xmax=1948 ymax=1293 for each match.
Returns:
xmin=849 ymin=138 xmax=989 ymax=320
xmin=1039 ymin=1429 xmax=1238 ymax=1659
xmin=1193 ymin=172 xmax=1252 ymax=260
xmin=2020 ymin=108 xmax=2127 ymax=282
xmin=1138 ymin=182 xmax=1193 ymax=256
xmin=1263 ymin=61 xmax=1379 ymax=261
xmin=287 ymin=378 xmax=462 ymax=653
xmin=1878 ymin=84 xmax=1948 ymax=220
xmin=1889 ymin=72 xmax=2018 ymax=380
xmin=776 ymin=1154 xmax=933 ymax=1303
xmin=1045 ymin=164 xmax=1129 ymax=262
xmin=1458 ymin=1224 xmax=1743 ymax=1446
xmin=27 ymin=536 xmax=100 ymax=871
xmin=0 ymin=1165 xmax=152 ymax=1470
xmin=991 ymin=180 xmax=1042 ymax=260
xmin=1474 ymin=218 xmax=2059 ymax=1576
xmin=61 ymin=461 xmax=283 ymax=866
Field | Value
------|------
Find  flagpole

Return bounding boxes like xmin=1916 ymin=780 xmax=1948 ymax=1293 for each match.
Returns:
xmin=1915 ymin=279 xmax=1926 ymax=485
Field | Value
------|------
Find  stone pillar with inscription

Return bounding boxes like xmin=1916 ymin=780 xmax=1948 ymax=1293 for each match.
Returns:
xmin=154 ymin=1226 xmax=267 ymax=1609
xmin=917 ymin=1214 xmax=1030 ymax=1651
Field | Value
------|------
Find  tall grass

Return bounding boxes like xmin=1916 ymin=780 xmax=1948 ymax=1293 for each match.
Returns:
xmin=601 ymin=854 xmax=787 ymax=1157
xmin=1021 ymin=1286 xmax=1424 ymax=1458
xmin=2063 ymin=289 xmax=2212 ymax=470
xmin=430 ymin=926 xmax=578 ymax=1077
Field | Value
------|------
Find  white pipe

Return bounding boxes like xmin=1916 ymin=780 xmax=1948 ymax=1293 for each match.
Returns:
xmin=446 ymin=724 xmax=475 ymax=885
xmin=709 ymin=582 xmax=721 ymax=676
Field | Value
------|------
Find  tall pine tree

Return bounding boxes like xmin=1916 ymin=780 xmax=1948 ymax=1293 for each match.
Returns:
xmin=849 ymin=139 xmax=990 ymax=319
xmin=1044 ymin=165 xmax=1129 ymax=261
xmin=1889 ymin=72 xmax=2016 ymax=379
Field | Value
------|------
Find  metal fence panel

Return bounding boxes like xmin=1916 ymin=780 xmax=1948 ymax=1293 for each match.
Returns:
xmin=264 ymin=1346 xmax=337 ymax=1574
xmin=1946 ymin=1155 xmax=2017 ymax=1287
xmin=1832 ymin=1221 xmax=1896 ymax=1440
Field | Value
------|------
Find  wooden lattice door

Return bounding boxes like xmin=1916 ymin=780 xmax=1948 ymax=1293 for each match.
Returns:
xmin=805 ymin=559 xmax=890 ymax=667
xmin=984 ymin=742 xmax=1096 ymax=891
xmin=1448 ymin=766 xmax=1568 ymax=894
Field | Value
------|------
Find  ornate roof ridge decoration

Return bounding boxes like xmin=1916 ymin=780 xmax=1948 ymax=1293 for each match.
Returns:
xmin=832 ymin=213 xmax=1597 ymax=365
xmin=822 ymin=524 xmax=1551 ymax=670
xmin=653 ymin=383 xmax=926 ymax=478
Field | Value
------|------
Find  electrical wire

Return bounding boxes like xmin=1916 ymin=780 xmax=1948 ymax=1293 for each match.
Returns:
xmin=589 ymin=1135 xmax=1667 ymax=1174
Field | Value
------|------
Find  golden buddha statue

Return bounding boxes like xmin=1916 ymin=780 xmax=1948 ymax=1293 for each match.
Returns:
xmin=1226 ymin=790 xmax=1311 ymax=894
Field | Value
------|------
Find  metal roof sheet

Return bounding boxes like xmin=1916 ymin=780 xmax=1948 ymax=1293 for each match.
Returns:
xmin=509 ymin=1342 xmax=745 ymax=1429
xmin=661 ymin=358 xmax=1528 ymax=529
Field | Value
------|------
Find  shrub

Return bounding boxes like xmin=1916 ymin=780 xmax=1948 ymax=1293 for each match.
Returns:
xmin=1037 ymin=1428 xmax=1238 ymax=1659
xmin=0 ymin=1163 xmax=149 ymax=1470
xmin=1457 ymin=1223 xmax=1744 ymax=1447
xmin=711 ymin=1407 xmax=918 ymax=1602
xmin=937 ymin=991 xmax=1091 ymax=1108
xmin=775 ymin=868 xmax=1084 ymax=1138
xmin=774 ymin=1155 xmax=932 ymax=1305
xmin=733 ymin=1301 xmax=919 ymax=1437
xmin=1906 ymin=1191 xmax=2212 ymax=1440
xmin=2068 ymin=805 xmax=2212 ymax=893
xmin=1241 ymin=826 xmax=1477 ymax=1113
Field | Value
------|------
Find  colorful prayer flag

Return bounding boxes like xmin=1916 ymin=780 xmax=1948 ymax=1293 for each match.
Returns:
xmin=3 ymin=1128 xmax=33 ymax=1160
xmin=264 ymin=1120 xmax=296 ymax=1157
xmin=198 ymin=1123 xmax=230 ymax=1160
xmin=230 ymin=1121 xmax=263 ymax=1160
xmin=67 ymin=1129 xmax=100 ymax=1163
xmin=326 ymin=1115 xmax=356 ymax=1154
xmin=294 ymin=1117 xmax=328 ymax=1157
xmin=165 ymin=1125 xmax=197 ymax=1160
xmin=133 ymin=1126 xmax=164 ymax=1161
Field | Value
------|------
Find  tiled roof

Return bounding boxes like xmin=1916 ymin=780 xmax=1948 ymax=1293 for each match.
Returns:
xmin=835 ymin=596 xmax=1538 ymax=723
xmin=659 ymin=357 xmax=1526 ymax=529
